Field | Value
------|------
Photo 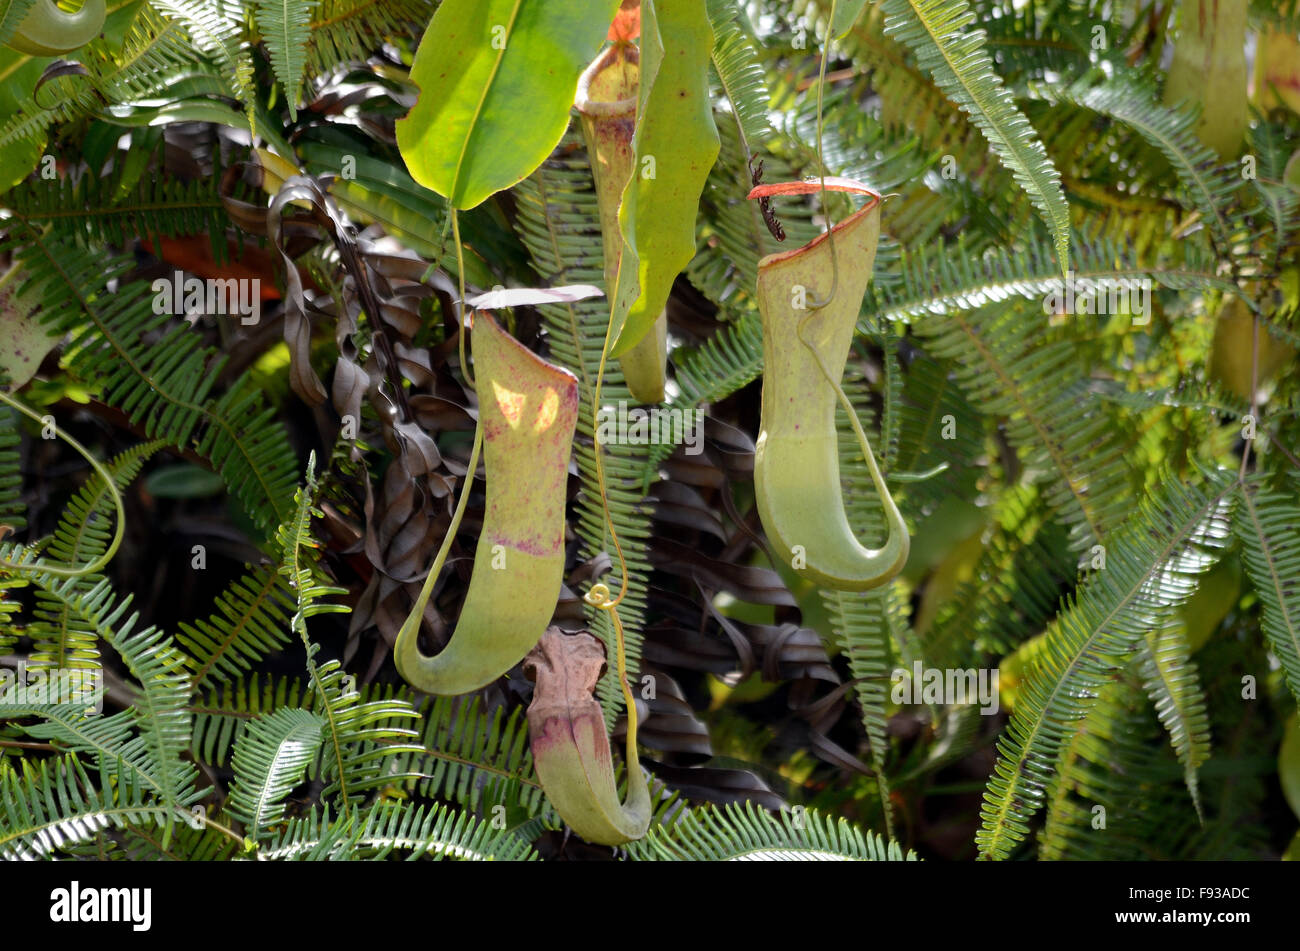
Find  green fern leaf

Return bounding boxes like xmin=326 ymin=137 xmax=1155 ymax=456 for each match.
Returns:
xmin=1234 ymin=482 xmax=1300 ymax=705
xmin=227 ymin=707 xmax=325 ymax=836
xmin=631 ymin=801 xmax=916 ymax=861
xmin=255 ymin=0 xmax=316 ymax=121
xmin=977 ymin=468 xmax=1234 ymax=859
xmin=879 ymin=0 xmax=1070 ymax=270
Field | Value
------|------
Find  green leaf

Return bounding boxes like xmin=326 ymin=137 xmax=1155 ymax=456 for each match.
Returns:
xmin=1234 ymin=483 xmax=1300 ymax=705
xmin=0 ymin=265 xmax=57 ymax=388
xmin=832 ymin=0 xmax=870 ymax=38
xmin=395 ymin=0 xmax=621 ymax=210
xmin=145 ymin=463 xmax=227 ymax=500
xmin=254 ymin=0 xmax=316 ymax=121
xmin=226 ymin=707 xmax=324 ymax=836
xmin=879 ymin=0 xmax=1070 ymax=272
xmin=630 ymin=802 xmax=918 ymax=861
xmin=609 ymin=0 xmax=720 ymax=357
xmin=976 ymin=471 xmax=1233 ymax=860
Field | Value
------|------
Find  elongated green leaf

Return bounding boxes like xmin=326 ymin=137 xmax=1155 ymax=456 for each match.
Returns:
xmin=832 ymin=0 xmax=870 ymax=38
xmin=609 ymin=0 xmax=720 ymax=357
xmin=879 ymin=0 xmax=1070 ymax=272
xmin=1235 ymin=483 xmax=1300 ymax=705
xmin=977 ymin=471 xmax=1233 ymax=860
xmin=396 ymin=0 xmax=621 ymax=210
xmin=255 ymin=0 xmax=315 ymax=121
xmin=227 ymin=707 xmax=324 ymax=835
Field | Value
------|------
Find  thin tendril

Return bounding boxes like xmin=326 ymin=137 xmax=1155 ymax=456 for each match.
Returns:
xmin=796 ymin=296 xmax=891 ymax=505
xmin=807 ymin=0 xmax=840 ymax=311
xmin=585 ymin=118 xmax=638 ymax=753
xmin=396 ymin=415 xmax=484 ymax=651
xmin=583 ymin=581 xmax=638 ymax=759
xmin=0 ymin=390 xmax=125 ymax=578
xmin=452 ymin=209 xmax=476 ymax=390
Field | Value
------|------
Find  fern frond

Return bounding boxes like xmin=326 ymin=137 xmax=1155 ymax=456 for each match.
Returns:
xmin=178 ymin=566 xmax=297 ymax=691
xmin=255 ymin=0 xmax=316 ymax=120
xmin=911 ymin=300 xmax=1137 ymax=550
xmin=0 ymin=0 xmax=37 ymax=48
xmin=819 ymin=371 xmax=899 ymax=834
xmin=305 ymin=0 xmax=432 ymax=79
xmin=4 ymin=164 xmax=228 ymax=255
xmin=1133 ymin=622 xmax=1211 ymax=813
xmin=631 ymin=801 xmax=916 ymax=861
xmin=0 ymin=228 xmax=298 ymax=533
xmin=870 ymin=229 xmax=1238 ymax=325
xmin=1060 ymin=78 xmax=1246 ymax=254
xmin=276 ymin=460 xmax=422 ymax=806
xmin=1038 ymin=679 xmax=1182 ymax=860
xmin=152 ymin=0 xmax=257 ymax=126
xmin=403 ymin=694 xmax=547 ymax=818
xmin=925 ymin=484 xmax=1072 ymax=668
xmin=0 ymin=405 xmax=24 ymax=534
xmin=878 ymin=0 xmax=1070 ymax=269
xmin=0 ymin=755 xmax=171 ymax=860
xmin=1234 ymin=482 xmax=1300 ymax=705
xmin=227 ymin=707 xmax=325 ymax=836
xmin=977 ymin=469 xmax=1234 ymax=859
xmin=706 ymin=0 xmax=773 ymax=158
xmin=19 ymin=441 xmax=162 ymax=672
xmin=190 ymin=674 xmax=309 ymax=767
xmin=256 ymin=801 xmax=538 ymax=860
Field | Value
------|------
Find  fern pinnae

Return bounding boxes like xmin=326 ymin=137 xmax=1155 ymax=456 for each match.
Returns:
xmin=1133 ymin=621 xmax=1211 ymax=816
xmin=179 ymin=565 xmax=297 ymax=691
xmin=1 ymin=227 xmax=298 ymax=533
xmin=631 ymin=801 xmax=917 ymax=861
xmin=819 ymin=370 xmax=900 ymax=835
xmin=5 ymin=159 xmax=230 ymax=255
xmin=276 ymin=457 xmax=421 ymax=809
xmin=404 ymin=694 xmax=547 ymax=818
xmin=304 ymin=0 xmax=432 ymax=80
xmin=226 ymin=707 xmax=325 ymax=837
xmin=1059 ymin=77 xmax=1246 ymax=255
xmin=254 ymin=0 xmax=316 ymax=121
xmin=877 ymin=0 xmax=1071 ymax=271
xmin=12 ymin=441 xmax=162 ymax=672
xmin=1234 ymin=482 xmax=1300 ymax=705
xmin=257 ymin=801 xmax=538 ymax=861
xmin=977 ymin=468 xmax=1235 ymax=859
xmin=0 ymin=755 xmax=169 ymax=860
xmin=706 ymin=0 xmax=774 ymax=161
xmin=911 ymin=300 xmax=1136 ymax=551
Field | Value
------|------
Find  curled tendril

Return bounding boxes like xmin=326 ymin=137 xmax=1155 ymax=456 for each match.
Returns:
xmin=0 ymin=389 xmax=124 ymax=578
xmin=582 ymin=581 xmax=640 ymax=752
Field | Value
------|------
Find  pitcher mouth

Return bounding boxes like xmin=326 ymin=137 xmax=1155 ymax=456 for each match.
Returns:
xmin=756 ymin=196 xmax=882 ymax=270
xmin=575 ymin=43 xmax=640 ymax=119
